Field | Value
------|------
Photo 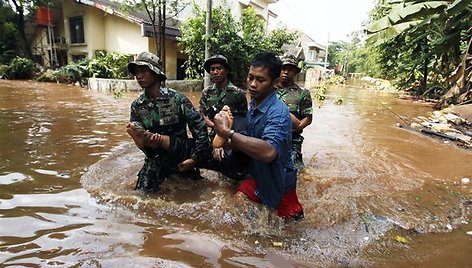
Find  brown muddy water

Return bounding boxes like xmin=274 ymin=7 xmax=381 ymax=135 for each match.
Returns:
xmin=0 ymin=80 xmax=470 ymax=267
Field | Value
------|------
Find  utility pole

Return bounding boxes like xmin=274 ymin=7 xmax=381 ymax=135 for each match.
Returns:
xmin=204 ymin=0 xmax=212 ymax=88
xmin=323 ymin=32 xmax=329 ymax=69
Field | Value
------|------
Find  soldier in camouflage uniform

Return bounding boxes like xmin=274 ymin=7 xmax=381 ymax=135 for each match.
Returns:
xmin=199 ymin=55 xmax=249 ymax=179
xmin=276 ymin=54 xmax=313 ymax=169
xmin=126 ymin=51 xmax=212 ymax=192
xmin=200 ymin=55 xmax=248 ymax=141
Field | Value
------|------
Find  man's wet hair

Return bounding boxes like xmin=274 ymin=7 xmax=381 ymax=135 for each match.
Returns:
xmin=249 ymin=52 xmax=282 ymax=81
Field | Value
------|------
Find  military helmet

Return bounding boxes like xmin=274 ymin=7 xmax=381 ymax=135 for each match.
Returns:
xmin=280 ymin=54 xmax=301 ymax=73
xmin=128 ymin=51 xmax=167 ymax=80
xmin=204 ymin=54 xmax=231 ymax=73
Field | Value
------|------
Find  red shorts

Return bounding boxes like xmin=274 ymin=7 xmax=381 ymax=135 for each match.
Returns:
xmin=237 ymin=177 xmax=304 ymax=220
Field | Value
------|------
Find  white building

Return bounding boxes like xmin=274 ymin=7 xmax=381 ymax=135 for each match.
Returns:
xmin=180 ymin=0 xmax=278 ymax=27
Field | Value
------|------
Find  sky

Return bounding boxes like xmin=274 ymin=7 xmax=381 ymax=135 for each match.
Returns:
xmin=268 ymin=0 xmax=376 ymax=44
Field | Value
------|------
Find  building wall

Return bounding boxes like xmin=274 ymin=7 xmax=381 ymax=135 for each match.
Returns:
xmin=103 ymin=15 xmax=148 ymax=54
xmin=85 ymin=8 xmax=106 ymax=55
xmin=62 ymin=0 xmax=89 ymax=59
xmin=148 ymin=38 xmax=178 ymax=80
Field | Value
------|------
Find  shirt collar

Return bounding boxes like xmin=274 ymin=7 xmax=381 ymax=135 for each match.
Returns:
xmin=212 ymin=81 xmax=235 ymax=91
xmin=251 ymin=91 xmax=277 ymax=114
xmin=136 ymin=87 xmax=170 ymax=104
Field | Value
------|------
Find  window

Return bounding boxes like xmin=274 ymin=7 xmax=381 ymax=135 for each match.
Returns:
xmin=308 ymin=49 xmax=316 ymax=61
xmin=69 ymin=16 xmax=84 ymax=44
xmin=71 ymin=54 xmax=86 ymax=62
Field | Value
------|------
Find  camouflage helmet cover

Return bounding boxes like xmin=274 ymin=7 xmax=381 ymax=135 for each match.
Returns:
xmin=280 ymin=53 xmax=301 ymax=73
xmin=128 ymin=51 xmax=167 ymax=80
xmin=204 ymin=54 xmax=231 ymax=73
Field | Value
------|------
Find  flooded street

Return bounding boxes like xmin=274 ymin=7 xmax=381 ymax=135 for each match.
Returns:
xmin=0 ymin=80 xmax=470 ymax=267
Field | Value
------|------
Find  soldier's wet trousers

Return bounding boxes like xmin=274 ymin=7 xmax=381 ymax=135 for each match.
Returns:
xmin=291 ymin=134 xmax=304 ymax=169
xmin=135 ymin=136 xmax=201 ymax=192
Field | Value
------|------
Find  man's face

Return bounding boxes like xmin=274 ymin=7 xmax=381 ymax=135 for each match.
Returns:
xmin=209 ymin=63 xmax=228 ymax=84
xmin=279 ymin=65 xmax=298 ymax=85
xmin=134 ymin=65 xmax=160 ymax=88
xmin=247 ymin=65 xmax=274 ymax=102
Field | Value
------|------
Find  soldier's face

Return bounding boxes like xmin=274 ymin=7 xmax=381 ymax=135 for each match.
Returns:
xmin=279 ymin=65 xmax=298 ymax=84
xmin=247 ymin=65 xmax=274 ymax=104
xmin=209 ymin=63 xmax=227 ymax=84
xmin=134 ymin=66 xmax=161 ymax=88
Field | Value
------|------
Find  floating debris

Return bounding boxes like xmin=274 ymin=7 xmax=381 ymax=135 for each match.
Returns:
xmin=333 ymin=97 xmax=343 ymax=105
xmin=393 ymin=235 xmax=410 ymax=244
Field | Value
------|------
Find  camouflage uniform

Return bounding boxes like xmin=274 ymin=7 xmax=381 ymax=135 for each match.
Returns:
xmin=199 ymin=82 xmax=248 ymax=139
xmin=130 ymin=87 xmax=212 ymax=191
xmin=276 ymin=82 xmax=313 ymax=168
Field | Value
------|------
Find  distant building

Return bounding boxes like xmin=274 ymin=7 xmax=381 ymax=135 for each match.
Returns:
xmin=182 ymin=0 xmax=278 ymax=27
xmin=281 ymin=30 xmax=326 ymax=68
xmin=280 ymin=30 xmax=327 ymax=88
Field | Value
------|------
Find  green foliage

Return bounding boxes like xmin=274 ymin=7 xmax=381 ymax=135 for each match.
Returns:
xmin=327 ymin=32 xmax=383 ymax=78
xmin=86 ymin=51 xmax=131 ymax=79
xmin=36 ymin=60 xmax=88 ymax=84
xmin=366 ymin=0 xmax=472 ymax=95
xmin=179 ymin=4 xmax=297 ymax=85
xmin=325 ymin=75 xmax=346 ymax=85
xmin=0 ymin=64 xmax=8 ymax=78
xmin=3 ymin=56 xmax=37 ymax=79
xmin=36 ymin=52 xmax=130 ymax=84
xmin=0 ymin=3 xmax=18 ymax=64
xmin=121 ymin=0 xmax=187 ymax=62
xmin=312 ymin=84 xmax=327 ymax=100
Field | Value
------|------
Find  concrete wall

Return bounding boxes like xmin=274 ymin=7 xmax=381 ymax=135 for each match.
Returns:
xmin=88 ymin=78 xmax=203 ymax=92
xmin=304 ymin=68 xmax=322 ymax=89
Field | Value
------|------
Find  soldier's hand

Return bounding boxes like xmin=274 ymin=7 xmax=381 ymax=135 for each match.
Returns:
xmin=213 ymin=147 xmax=225 ymax=161
xmin=290 ymin=113 xmax=301 ymax=131
xmin=178 ymin=159 xmax=196 ymax=172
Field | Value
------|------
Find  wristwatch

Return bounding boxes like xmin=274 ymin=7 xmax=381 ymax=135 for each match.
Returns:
xmin=228 ymin=130 xmax=235 ymax=143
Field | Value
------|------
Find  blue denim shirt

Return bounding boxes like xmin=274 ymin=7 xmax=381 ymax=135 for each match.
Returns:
xmin=246 ymin=91 xmax=297 ymax=208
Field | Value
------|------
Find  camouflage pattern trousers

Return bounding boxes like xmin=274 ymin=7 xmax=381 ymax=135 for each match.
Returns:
xmin=291 ymin=133 xmax=305 ymax=169
xmin=135 ymin=136 xmax=202 ymax=192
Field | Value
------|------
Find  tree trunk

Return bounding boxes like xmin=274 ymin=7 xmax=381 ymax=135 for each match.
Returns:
xmin=11 ymin=0 xmax=32 ymax=59
xmin=421 ymin=36 xmax=428 ymax=95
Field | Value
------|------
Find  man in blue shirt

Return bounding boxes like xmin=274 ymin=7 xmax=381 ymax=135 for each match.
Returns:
xmin=213 ymin=52 xmax=304 ymax=220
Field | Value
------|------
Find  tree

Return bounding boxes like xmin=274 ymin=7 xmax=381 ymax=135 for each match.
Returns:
xmin=327 ymin=32 xmax=383 ymax=78
xmin=0 ymin=1 xmax=18 ymax=63
xmin=2 ymin=0 xmax=50 ymax=59
xmin=366 ymin=0 xmax=472 ymax=101
xmin=122 ymin=0 xmax=187 ymax=70
xmin=179 ymin=4 xmax=297 ymax=85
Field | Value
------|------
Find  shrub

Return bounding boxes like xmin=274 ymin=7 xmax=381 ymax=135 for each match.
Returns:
xmin=0 ymin=64 xmax=8 ymax=78
xmin=37 ymin=60 xmax=89 ymax=85
xmin=87 ymin=51 xmax=131 ymax=79
xmin=4 ymin=57 xmax=37 ymax=79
